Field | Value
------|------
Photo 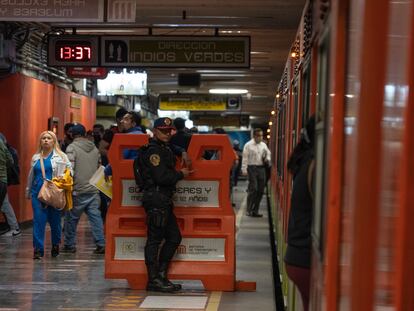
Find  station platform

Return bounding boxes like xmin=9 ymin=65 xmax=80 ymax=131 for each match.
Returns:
xmin=0 ymin=182 xmax=276 ymax=311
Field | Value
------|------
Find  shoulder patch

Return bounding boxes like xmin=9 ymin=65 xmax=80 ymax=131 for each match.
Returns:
xmin=149 ymin=154 xmax=161 ymax=166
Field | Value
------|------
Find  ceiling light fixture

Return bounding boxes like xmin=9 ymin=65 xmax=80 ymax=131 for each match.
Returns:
xmin=209 ymin=88 xmax=249 ymax=94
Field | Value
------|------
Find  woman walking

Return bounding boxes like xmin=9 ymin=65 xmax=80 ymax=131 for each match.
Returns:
xmin=26 ymin=131 xmax=71 ymax=259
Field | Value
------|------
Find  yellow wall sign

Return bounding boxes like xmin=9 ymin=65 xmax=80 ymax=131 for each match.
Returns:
xmin=70 ymin=96 xmax=82 ymax=109
xmin=159 ymin=101 xmax=226 ymax=111
xmin=159 ymin=94 xmax=240 ymax=111
xmin=96 ymin=105 xmax=119 ymax=117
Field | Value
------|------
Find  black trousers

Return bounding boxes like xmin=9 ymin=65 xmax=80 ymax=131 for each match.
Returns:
xmin=246 ymin=166 xmax=266 ymax=214
xmin=0 ymin=181 xmax=7 ymax=207
xmin=143 ymin=192 xmax=182 ymax=267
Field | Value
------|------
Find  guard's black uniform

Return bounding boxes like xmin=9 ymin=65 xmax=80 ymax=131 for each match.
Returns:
xmin=140 ymin=138 xmax=184 ymax=291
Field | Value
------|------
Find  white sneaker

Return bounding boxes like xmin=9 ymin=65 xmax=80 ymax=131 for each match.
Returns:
xmin=3 ymin=229 xmax=21 ymax=237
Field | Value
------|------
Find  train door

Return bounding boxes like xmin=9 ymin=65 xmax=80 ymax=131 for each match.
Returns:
xmin=313 ymin=29 xmax=331 ymax=259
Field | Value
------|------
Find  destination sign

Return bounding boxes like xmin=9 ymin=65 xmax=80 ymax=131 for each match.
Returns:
xmin=101 ymin=36 xmax=250 ymax=68
xmin=159 ymin=94 xmax=241 ymax=111
xmin=0 ymin=0 xmax=104 ymax=22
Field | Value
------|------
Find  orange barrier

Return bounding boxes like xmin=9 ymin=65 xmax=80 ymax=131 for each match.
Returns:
xmin=105 ymin=134 xmax=238 ymax=291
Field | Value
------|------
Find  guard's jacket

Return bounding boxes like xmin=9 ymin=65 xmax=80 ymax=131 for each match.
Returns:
xmin=140 ymin=138 xmax=184 ymax=197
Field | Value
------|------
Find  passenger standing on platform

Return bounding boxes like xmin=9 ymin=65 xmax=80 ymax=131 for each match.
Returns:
xmin=170 ymin=117 xmax=192 ymax=151
xmin=137 ymin=117 xmax=193 ymax=292
xmin=62 ymin=124 xmax=105 ymax=255
xmin=97 ymin=129 xmax=114 ymax=223
xmin=26 ymin=131 xmax=71 ymax=259
xmin=60 ymin=123 xmax=74 ymax=153
xmin=0 ymin=136 xmax=14 ymax=231
xmin=98 ymin=129 xmax=114 ymax=167
xmin=92 ymin=123 xmax=105 ymax=148
xmin=104 ymin=111 xmax=143 ymax=179
xmin=284 ymin=116 xmax=315 ymax=311
xmin=112 ymin=107 xmax=128 ymax=134
xmin=232 ymin=140 xmax=243 ymax=186
xmin=0 ymin=133 xmax=21 ymax=237
xmin=241 ymin=128 xmax=271 ymax=217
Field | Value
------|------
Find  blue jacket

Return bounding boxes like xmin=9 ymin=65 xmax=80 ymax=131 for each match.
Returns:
xmin=104 ymin=126 xmax=143 ymax=176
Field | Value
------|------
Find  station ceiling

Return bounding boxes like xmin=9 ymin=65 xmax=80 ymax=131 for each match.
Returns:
xmin=51 ymin=0 xmax=306 ymax=126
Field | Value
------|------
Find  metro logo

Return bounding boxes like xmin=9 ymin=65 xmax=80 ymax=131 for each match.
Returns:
xmin=107 ymin=0 xmax=135 ymax=22
xmin=176 ymin=245 xmax=187 ymax=255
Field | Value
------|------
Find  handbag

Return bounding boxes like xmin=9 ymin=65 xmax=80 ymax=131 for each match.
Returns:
xmin=37 ymin=156 xmax=66 ymax=210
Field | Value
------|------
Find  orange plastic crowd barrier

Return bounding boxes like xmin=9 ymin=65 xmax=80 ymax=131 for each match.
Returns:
xmin=105 ymin=134 xmax=239 ymax=290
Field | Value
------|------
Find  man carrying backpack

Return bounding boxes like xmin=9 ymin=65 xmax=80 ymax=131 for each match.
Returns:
xmin=0 ymin=133 xmax=21 ymax=237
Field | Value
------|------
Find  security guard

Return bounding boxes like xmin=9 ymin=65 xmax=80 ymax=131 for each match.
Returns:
xmin=139 ymin=117 xmax=193 ymax=292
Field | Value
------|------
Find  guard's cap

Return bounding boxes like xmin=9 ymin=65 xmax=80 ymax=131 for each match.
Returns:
xmin=153 ymin=117 xmax=174 ymax=129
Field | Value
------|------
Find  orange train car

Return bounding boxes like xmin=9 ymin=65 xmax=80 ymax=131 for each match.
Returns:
xmin=269 ymin=0 xmax=414 ymax=310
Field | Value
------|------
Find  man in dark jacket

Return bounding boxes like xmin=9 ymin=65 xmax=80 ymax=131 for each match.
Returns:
xmin=170 ymin=117 xmax=192 ymax=151
xmin=138 ymin=117 xmax=193 ymax=292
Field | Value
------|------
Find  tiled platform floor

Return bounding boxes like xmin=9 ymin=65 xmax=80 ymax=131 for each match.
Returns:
xmin=0 ymin=182 xmax=275 ymax=311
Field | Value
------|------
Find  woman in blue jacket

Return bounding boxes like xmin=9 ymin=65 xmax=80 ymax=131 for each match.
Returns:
xmin=26 ymin=131 xmax=71 ymax=259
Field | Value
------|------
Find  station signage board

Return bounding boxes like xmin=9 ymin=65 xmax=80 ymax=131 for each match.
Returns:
xmin=0 ymin=0 xmax=104 ymax=22
xmin=158 ymin=94 xmax=241 ymax=111
xmin=66 ymin=67 xmax=108 ymax=79
xmin=101 ymin=36 xmax=250 ymax=68
xmin=48 ymin=35 xmax=250 ymax=68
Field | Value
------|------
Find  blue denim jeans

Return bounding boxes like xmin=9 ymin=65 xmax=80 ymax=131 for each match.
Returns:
xmin=64 ymin=193 xmax=105 ymax=248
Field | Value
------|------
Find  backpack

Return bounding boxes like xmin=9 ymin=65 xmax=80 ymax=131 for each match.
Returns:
xmin=6 ymin=145 xmax=20 ymax=185
xmin=133 ymin=144 xmax=149 ymax=191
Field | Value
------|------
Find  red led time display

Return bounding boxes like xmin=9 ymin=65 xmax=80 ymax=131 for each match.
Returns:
xmin=56 ymin=41 xmax=92 ymax=62
xmin=48 ymin=36 xmax=99 ymax=67
xmin=59 ymin=45 xmax=91 ymax=61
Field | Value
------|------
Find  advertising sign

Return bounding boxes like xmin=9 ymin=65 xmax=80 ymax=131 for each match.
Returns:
xmin=0 ymin=0 xmax=104 ymax=22
xmin=101 ymin=36 xmax=250 ymax=68
xmin=121 ymin=179 xmax=220 ymax=208
xmin=115 ymin=237 xmax=225 ymax=261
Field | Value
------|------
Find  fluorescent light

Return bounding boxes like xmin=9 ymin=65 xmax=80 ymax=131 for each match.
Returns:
xmin=209 ymin=88 xmax=249 ymax=94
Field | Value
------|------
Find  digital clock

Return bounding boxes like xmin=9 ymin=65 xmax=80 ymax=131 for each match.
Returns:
xmin=48 ymin=36 xmax=99 ymax=67
xmin=56 ymin=41 xmax=92 ymax=62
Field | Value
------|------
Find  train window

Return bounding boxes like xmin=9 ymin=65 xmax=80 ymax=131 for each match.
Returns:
xmin=312 ymin=30 xmax=331 ymax=259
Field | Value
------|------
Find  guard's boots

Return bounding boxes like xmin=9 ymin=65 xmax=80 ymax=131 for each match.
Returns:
xmin=159 ymin=262 xmax=182 ymax=291
xmin=146 ymin=265 xmax=175 ymax=292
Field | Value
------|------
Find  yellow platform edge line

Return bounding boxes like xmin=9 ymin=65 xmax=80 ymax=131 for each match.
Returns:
xmin=206 ymin=291 xmax=222 ymax=311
